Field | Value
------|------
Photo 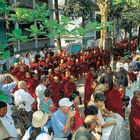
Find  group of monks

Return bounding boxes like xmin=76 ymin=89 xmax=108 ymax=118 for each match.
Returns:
xmin=114 ymin=38 xmax=138 ymax=59
xmin=8 ymin=47 xmax=110 ymax=107
xmin=7 ymin=39 xmax=139 ymax=139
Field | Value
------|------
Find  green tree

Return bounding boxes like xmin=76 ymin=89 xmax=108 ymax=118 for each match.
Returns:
xmin=110 ymin=0 xmax=140 ymax=46
xmin=64 ymin=0 xmax=98 ymax=46
xmin=64 ymin=0 xmax=98 ymax=26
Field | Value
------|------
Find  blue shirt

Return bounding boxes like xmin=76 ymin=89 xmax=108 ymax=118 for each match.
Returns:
xmin=51 ymin=109 xmax=71 ymax=138
xmin=0 ymin=82 xmax=17 ymax=103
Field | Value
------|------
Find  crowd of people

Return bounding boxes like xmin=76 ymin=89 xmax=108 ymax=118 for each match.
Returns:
xmin=0 ymin=39 xmax=140 ymax=140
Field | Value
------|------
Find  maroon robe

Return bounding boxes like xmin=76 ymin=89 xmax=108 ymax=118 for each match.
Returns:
xmin=105 ymin=87 xmax=124 ymax=117
xmin=84 ymin=73 xmax=94 ymax=107
xmin=50 ymin=81 xmax=61 ymax=107
xmin=64 ymin=81 xmax=76 ymax=97
xmin=129 ymin=104 xmax=140 ymax=140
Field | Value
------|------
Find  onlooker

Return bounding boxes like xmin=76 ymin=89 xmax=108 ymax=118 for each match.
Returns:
xmin=69 ymin=91 xmax=84 ymax=132
xmin=22 ymin=111 xmax=52 ymax=140
xmin=14 ymin=81 xmax=35 ymax=112
xmin=51 ymin=98 xmax=76 ymax=140
xmin=113 ymin=63 xmax=131 ymax=88
xmin=40 ymin=88 xmax=56 ymax=116
xmin=35 ymin=75 xmax=47 ymax=110
xmin=99 ymin=66 xmax=114 ymax=90
xmin=94 ymin=93 xmax=116 ymax=128
xmin=0 ymin=73 xmax=18 ymax=104
xmin=73 ymin=115 xmax=98 ymax=140
xmin=0 ymin=101 xmax=17 ymax=139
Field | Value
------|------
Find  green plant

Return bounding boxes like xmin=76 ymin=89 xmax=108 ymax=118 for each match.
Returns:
xmin=7 ymin=28 xmax=28 ymax=42
xmin=0 ymin=90 xmax=10 ymax=102
xmin=0 ymin=43 xmax=10 ymax=60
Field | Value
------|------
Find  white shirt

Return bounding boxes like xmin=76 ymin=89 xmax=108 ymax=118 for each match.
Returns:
xmin=35 ymin=84 xmax=46 ymax=104
xmin=39 ymin=51 xmax=45 ymax=58
xmin=0 ymin=110 xmax=17 ymax=138
xmin=14 ymin=89 xmax=35 ymax=112
xmin=123 ymin=63 xmax=129 ymax=71
xmin=22 ymin=127 xmax=52 ymax=140
xmin=97 ymin=110 xmax=105 ymax=126
xmin=24 ymin=58 xmax=30 ymax=67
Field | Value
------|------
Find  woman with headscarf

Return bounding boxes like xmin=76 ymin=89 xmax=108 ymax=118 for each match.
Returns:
xmin=22 ymin=111 xmax=51 ymax=140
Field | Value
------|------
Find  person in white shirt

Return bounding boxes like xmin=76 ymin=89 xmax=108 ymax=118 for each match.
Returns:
xmin=24 ymin=53 xmax=31 ymax=68
xmin=94 ymin=93 xmax=116 ymax=127
xmin=14 ymin=81 xmax=35 ymax=112
xmin=35 ymin=75 xmax=47 ymax=110
xmin=0 ymin=101 xmax=17 ymax=139
xmin=22 ymin=111 xmax=52 ymax=140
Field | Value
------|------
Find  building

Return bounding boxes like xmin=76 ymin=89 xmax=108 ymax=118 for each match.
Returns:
xmin=0 ymin=0 xmax=49 ymax=53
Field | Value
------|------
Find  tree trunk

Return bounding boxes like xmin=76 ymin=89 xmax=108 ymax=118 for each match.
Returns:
xmin=116 ymin=17 xmax=120 ymax=40
xmin=54 ymin=0 xmax=61 ymax=53
xmin=128 ymin=22 xmax=132 ymax=50
xmin=99 ymin=8 xmax=107 ymax=49
xmin=138 ymin=25 xmax=140 ymax=47
xmin=82 ymin=15 xmax=86 ymax=48
xmin=124 ymin=29 xmax=127 ymax=39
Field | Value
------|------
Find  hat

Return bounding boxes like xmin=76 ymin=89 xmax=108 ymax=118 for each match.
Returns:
xmin=0 ymin=74 xmax=5 ymax=83
xmin=118 ymin=63 xmax=124 ymax=68
xmin=32 ymin=111 xmax=48 ymax=128
xmin=59 ymin=98 xmax=73 ymax=107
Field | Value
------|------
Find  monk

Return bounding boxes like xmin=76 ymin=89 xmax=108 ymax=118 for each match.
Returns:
xmin=105 ymin=82 xmax=124 ymax=117
xmin=64 ymin=75 xmax=76 ymax=97
xmin=84 ymin=67 xmax=97 ymax=107
xmin=50 ymin=76 xmax=62 ymax=107
xmin=129 ymin=97 xmax=140 ymax=140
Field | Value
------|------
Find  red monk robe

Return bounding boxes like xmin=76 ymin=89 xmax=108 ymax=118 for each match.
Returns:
xmin=50 ymin=77 xmax=62 ymax=107
xmin=64 ymin=77 xmax=76 ymax=97
xmin=10 ymin=65 xmax=19 ymax=77
xmin=84 ymin=69 xmax=95 ymax=107
xmin=105 ymin=86 xmax=124 ymax=117
xmin=25 ymin=73 xmax=37 ymax=99
xmin=15 ymin=66 xmax=26 ymax=80
xmin=30 ymin=61 xmax=39 ymax=70
xmin=25 ymin=72 xmax=39 ymax=110
xmin=71 ymin=105 xmax=85 ymax=131
xmin=59 ymin=78 xmax=68 ymax=92
xmin=129 ymin=97 xmax=140 ymax=140
xmin=66 ymin=58 xmax=75 ymax=75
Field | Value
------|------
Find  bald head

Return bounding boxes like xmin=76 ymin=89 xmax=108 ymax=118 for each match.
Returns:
xmin=18 ymin=81 xmax=26 ymax=89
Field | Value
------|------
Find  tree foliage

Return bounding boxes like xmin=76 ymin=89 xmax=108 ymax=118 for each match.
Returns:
xmin=64 ymin=0 xmax=98 ymax=21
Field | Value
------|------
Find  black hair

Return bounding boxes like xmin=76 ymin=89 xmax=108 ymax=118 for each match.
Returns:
xmin=106 ymin=65 xmax=111 ymax=70
xmin=0 ymin=101 xmax=7 ymax=109
xmin=94 ymin=93 xmax=106 ymax=102
xmin=44 ymin=88 xmax=52 ymax=97
xmin=40 ymin=75 xmax=47 ymax=83
xmin=84 ymin=105 xmax=98 ymax=116
xmin=122 ymin=96 xmax=130 ymax=107
xmin=122 ymin=96 xmax=130 ymax=102
xmin=133 ymin=90 xmax=140 ymax=95
xmin=69 ymin=91 xmax=79 ymax=101
xmin=28 ymin=127 xmax=41 ymax=140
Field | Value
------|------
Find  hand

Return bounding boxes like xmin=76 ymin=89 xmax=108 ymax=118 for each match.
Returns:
xmin=68 ymin=111 xmax=76 ymax=119
xmin=127 ymin=83 xmax=131 ymax=89
xmin=111 ymin=119 xmax=117 ymax=125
